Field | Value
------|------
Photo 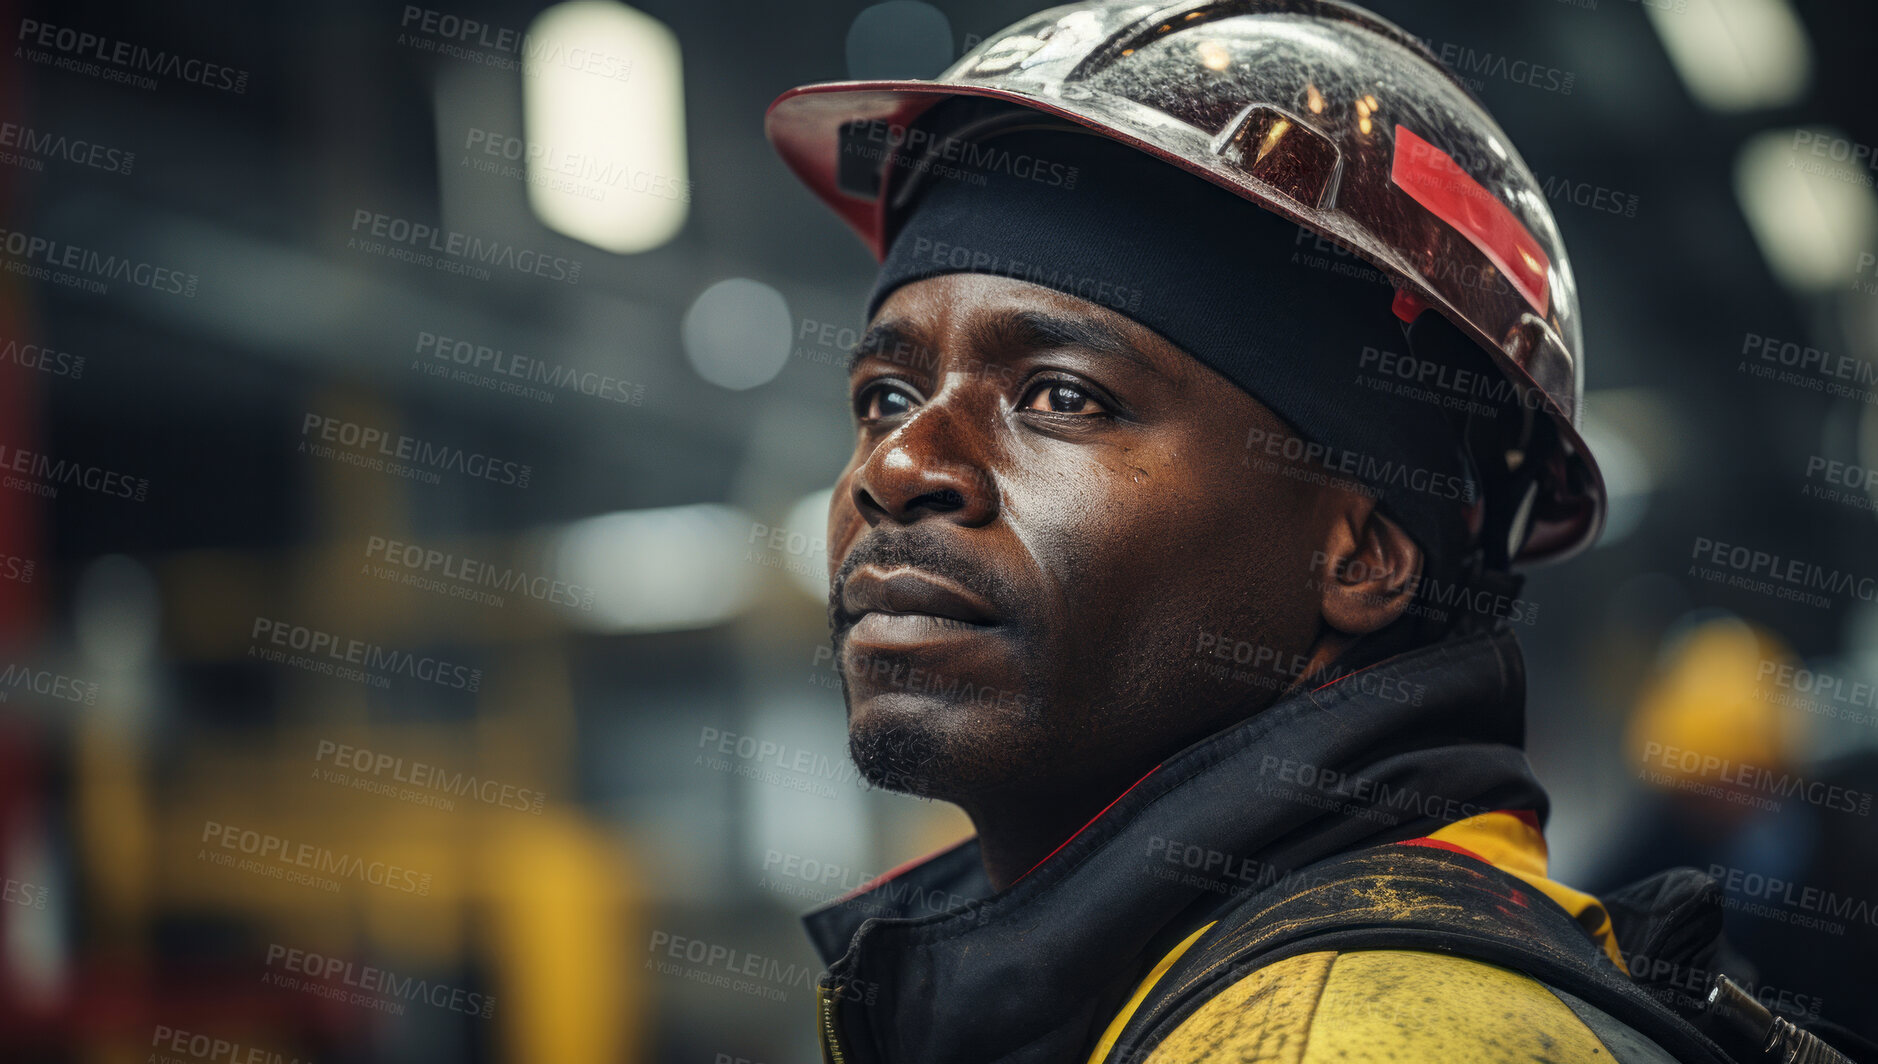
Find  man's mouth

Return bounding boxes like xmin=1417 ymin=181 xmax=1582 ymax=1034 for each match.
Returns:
xmin=836 ymin=565 xmax=1002 ymax=648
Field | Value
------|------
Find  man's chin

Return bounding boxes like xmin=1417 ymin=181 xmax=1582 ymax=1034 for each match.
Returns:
xmin=848 ymin=710 xmax=953 ymax=798
xmin=846 ymin=692 xmax=996 ymax=800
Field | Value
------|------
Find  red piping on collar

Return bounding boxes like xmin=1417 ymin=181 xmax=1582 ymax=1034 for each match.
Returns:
xmin=1012 ymin=763 xmax=1164 ymax=885
xmin=835 ymin=841 xmax=965 ymax=904
xmin=1309 ymin=659 xmax=1388 ymax=694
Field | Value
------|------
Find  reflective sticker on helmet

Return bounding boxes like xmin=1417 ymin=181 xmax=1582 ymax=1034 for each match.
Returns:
xmin=1390 ymin=287 xmax=1429 ymax=323
xmin=1390 ymin=125 xmax=1550 ymax=318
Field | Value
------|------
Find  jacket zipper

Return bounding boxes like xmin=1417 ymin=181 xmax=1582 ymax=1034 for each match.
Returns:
xmin=818 ymin=983 xmax=850 ymax=1064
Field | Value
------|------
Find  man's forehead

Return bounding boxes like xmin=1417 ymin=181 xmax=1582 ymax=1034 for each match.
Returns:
xmin=852 ymin=276 xmax=1184 ymax=381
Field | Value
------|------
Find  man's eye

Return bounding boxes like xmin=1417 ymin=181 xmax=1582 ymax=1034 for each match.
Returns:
xmin=1020 ymin=379 xmax=1107 ymax=416
xmin=856 ymin=382 xmax=918 ymax=421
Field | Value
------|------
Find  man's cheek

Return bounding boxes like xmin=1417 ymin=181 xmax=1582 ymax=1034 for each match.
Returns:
xmin=825 ymin=495 xmax=868 ymax=585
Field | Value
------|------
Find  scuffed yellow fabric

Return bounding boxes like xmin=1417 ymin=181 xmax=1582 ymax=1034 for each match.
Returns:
xmin=1138 ymin=950 xmax=1615 ymax=1064
xmin=1094 ymin=811 xmax=1629 ymax=1063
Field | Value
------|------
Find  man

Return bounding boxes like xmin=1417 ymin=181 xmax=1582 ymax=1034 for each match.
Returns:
xmin=763 ymin=3 xmax=1864 ymax=1062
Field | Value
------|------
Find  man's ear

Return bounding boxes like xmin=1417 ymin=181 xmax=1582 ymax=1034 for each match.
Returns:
xmin=1314 ymin=497 xmax=1423 ymax=636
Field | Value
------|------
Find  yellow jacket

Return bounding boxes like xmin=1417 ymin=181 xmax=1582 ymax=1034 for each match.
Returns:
xmin=1087 ymin=812 xmax=1679 ymax=1064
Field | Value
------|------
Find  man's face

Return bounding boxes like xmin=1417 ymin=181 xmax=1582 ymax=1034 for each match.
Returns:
xmin=828 ymin=272 xmax=1344 ymax=805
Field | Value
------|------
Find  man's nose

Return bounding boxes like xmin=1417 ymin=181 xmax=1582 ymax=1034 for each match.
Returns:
xmin=849 ymin=401 xmax=998 ymax=528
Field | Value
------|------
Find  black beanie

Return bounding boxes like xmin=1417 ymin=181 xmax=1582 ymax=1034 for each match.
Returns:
xmin=865 ymin=108 xmax=1501 ymax=573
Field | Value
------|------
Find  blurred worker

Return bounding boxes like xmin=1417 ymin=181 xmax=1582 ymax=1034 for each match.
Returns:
xmin=1598 ymin=614 xmax=1878 ymax=1045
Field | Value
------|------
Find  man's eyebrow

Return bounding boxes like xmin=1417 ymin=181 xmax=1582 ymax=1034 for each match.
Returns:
xmin=992 ymin=310 xmax=1167 ymax=378
xmin=845 ymin=320 xmax=932 ymax=377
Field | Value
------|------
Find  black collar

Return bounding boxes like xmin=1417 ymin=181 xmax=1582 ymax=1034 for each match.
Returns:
xmin=802 ymin=626 xmax=1543 ymax=1064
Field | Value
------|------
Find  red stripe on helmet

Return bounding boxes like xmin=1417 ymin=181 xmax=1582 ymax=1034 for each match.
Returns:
xmin=1391 ymin=125 xmax=1550 ymax=318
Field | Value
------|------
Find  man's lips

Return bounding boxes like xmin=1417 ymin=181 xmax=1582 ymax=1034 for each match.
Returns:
xmin=837 ymin=565 xmax=1001 ymax=629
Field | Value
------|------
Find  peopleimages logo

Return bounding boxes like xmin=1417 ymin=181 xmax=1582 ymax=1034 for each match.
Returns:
xmin=842 ymin=117 xmax=1080 ymax=189
xmin=1417 ymin=37 xmax=1575 ymax=95
xmin=461 ymin=128 xmax=692 ymax=204
xmin=1757 ymin=659 xmax=1878 ymax=726
xmin=1709 ymin=863 xmax=1878 ymax=935
xmin=759 ymin=850 xmax=985 ymax=921
xmin=1856 ymin=252 xmax=1878 ymax=298
xmin=396 ymin=5 xmax=635 ymax=81
xmin=0 ymin=442 xmax=148 ymax=502
xmin=348 ymin=209 xmax=581 ymax=285
xmin=264 ymin=942 xmax=495 ymax=1018
xmin=1257 ymin=755 xmax=1495 ymax=825
xmin=1739 ymin=332 xmax=1878 ymax=407
xmin=149 ymin=1025 xmax=310 ymax=1064
xmin=299 ymin=412 xmax=531 ymax=488
xmin=1689 ymin=536 xmax=1877 ymax=610
xmin=0 ymin=120 xmax=134 ymax=176
xmin=414 ymin=330 xmax=645 ymax=406
xmin=1357 ymin=345 xmax=1547 ymax=415
xmin=2 ymin=876 xmax=49 ymax=910
xmin=1614 ymin=951 xmax=1819 ymax=1020
xmin=1789 ymin=130 xmax=1878 ymax=189
xmin=314 ymin=740 xmax=546 ymax=815
xmin=645 ymin=930 xmax=877 ymax=1006
xmin=1191 ymin=627 xmax=1430 ymax=703
xmin=808 ymin=645 xmax=1044 ymax=717
xmin=0 ymin=337 xmax=84 ymax=379
xmin=1145 ymin=835 xmax=1341 ymax=896
xmin=1640 ymin=741 xmax=1873 ymax=816
xmin=0 ymin=226 xmax=198 ymax=297
xmin=15 ymin=18 xmax=250 ymax=94
xmin=1741 ymin=332 xmax=1878 ymax=383
xmin=1802 ymin=455 xmax=1878 ymax=514
xmin=1541 ymin=172 xmax=1639 ymax=218
xmin=1397 ymin=135 xmax=1637 ymax=219
xmin=200 ymin=820 xmax=434 ymax=896
xmin=249 ymin=616 xmax=483 ymax=692
xmin=363 ymin=534 xmax=595 ymax=611
xmin=1245 ymin=428 xmax=1476 ymax=504
xmin=0 ymin=661 xmax=99 ymax=705
xmin=693 ymin=724 xmax=861 ymax=799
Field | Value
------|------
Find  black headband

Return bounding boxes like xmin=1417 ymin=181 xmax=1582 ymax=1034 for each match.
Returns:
xmin=866 ymin=109 xmax=1496 ymax=569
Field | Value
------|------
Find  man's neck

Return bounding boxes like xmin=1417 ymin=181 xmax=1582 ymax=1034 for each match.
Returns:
xmin=961 ymin=765 xmax=1162 ymax=892
xmin=958 ymin=634 xmax=1365 ymax=892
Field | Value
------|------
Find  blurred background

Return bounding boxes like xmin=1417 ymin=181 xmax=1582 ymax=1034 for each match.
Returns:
xmin=0 ymin=0 xmax=1873 ymax=1059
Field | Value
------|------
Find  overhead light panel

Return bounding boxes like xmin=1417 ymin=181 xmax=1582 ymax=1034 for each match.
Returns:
xmin=1647 ymin=0 xmax=1811 ymax=113
xmin=1734 ymin=127 xmax=1878 ymax=294
xmin=523 ymin=1 xmax=688 ymax=254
